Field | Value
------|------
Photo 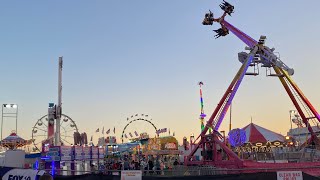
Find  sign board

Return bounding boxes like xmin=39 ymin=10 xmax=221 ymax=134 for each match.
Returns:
xmin=46 ymin=146 xmax=60 ymax=162
xmin=98 ymin=147 xmax=105 ymax=159
xmin=112 ymin=172 xmax=119 ymax=175
xmin=2 ymin=169 xmax=43 ymax=180
xmin=165 ymin=142 xmax=177 ymax=150
xmin=121 ymin=170 xmax=142 ymax=180
xmin=156 ymin=128 xmax=167 ymax=135
xmin=83 ymin=146 xmax=91 ymax=159
xmin=277 ymin=171 xmax=303 ymax=180
xmin=91 ymin=147 xmax=98 ymax=159
xmin=60 ymin=146 xmax=74 ymax=161
xmin=74 ymin=146 xmax=83 ymax=160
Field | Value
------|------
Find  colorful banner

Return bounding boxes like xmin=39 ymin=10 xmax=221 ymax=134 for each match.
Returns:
xmin=46 ymin=146 xmax=60 ymax=162
xmin=91 ymin=147 xmax=98 ymax=159
xmin=98 ymin=147 xmax=105 ymax=159
xmin=74 ymin=146 xmax=83 ymax=160
xmin=83 ymin=146 xmax=91 ymax=160
xmin=60 ymin=146 xmax=74 ymax=161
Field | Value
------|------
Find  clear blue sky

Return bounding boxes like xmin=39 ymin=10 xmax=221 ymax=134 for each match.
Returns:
xmin=0 ymin=1 xmax=319 ymax=145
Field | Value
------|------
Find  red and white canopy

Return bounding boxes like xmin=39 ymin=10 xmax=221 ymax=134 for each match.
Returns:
xmin=241 ymin=123 xmax=285 ymax=143
xmin=0 ymin=132 xmax=31 ymax=149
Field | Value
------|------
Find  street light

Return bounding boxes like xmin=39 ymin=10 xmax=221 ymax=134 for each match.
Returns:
xmin=1 ymin=104 xmax=18 ymax=141
xmin=190 ymin=133 xmax=194 ymax=151
xmin=220 ymin=131 xmax=226 ymax=145
xmin=289 ymin=110 xmax=296 ymax=131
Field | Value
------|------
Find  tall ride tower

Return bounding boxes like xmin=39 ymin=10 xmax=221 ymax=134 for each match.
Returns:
xmin=198 ymin=81 xmax=206 ymax=132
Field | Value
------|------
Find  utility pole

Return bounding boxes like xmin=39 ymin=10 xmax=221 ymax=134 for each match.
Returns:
xmin=55 ymin=57 xmax=63 ymax=146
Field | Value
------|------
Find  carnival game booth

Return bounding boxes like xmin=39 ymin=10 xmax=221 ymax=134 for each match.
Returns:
xmin=144 ymin=136 xmax=180 ymax=168
xmin=230 ymin=123 xmax=285 ymax=161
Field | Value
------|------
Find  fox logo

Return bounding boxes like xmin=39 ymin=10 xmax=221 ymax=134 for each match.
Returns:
xmin=7 ymin=175 xmax=31 ymax=180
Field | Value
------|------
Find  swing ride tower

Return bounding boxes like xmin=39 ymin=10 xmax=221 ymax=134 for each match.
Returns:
xmin=198 ymin=81 xmax=206 ymax=132
xmin=185 ymin=1 xmax=320 ymax=175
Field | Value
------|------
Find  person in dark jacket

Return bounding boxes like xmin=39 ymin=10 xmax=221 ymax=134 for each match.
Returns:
xmin=148 ymin=159 xmax=154 ymax=174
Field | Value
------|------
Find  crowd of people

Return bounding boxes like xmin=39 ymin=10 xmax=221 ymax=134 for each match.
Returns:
xmin=91 ymin=156 xmax=180 ymax=175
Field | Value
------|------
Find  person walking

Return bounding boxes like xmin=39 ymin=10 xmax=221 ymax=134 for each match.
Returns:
xmin=160 ymin=160 xmax=165 ymax=175
xmin=155 ymin=159 xmax=161 ymax=175
xmin=148 ymin=159 xmax=154 ymax=175
xmin=140 ymin=159 xmax=148 ymax=175
xmin=123 ymin=159 xmax=129 ymax=170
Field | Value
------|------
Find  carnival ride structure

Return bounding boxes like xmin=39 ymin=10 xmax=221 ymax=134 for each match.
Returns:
xmin=185 ymin=1 xmax=320 ymax=176
xmin=198 ymin=82 xmax=206 ymax=132
xmin=31 ymin=114 xmax=78 ymax=152
xmin=121 ymin=114 xmax=158 ymax=143
xmin=30 ymin=57 xmax=80 ymax=152
xmin=0 ymin=131 xmax=32 ymax=150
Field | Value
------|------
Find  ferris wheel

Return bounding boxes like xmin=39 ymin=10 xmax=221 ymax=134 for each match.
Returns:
xmin=31 ymin=114 xmax=78 ymax=152
xmin=121 ymin=114 xmax=157 ymax=143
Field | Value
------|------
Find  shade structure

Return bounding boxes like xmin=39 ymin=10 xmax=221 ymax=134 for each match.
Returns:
xmin=241 ymin=123 xmax=285 ymax=144
xmin=0 ymin=132 xmax=31 ymax=149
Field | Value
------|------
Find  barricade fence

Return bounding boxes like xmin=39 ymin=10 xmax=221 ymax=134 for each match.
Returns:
xmin=38 ymin=165 xmax=320 ymax=177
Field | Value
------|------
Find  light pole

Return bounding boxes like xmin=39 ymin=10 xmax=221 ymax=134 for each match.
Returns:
xmin=289 ymin=110 xmax=296 ymax=131
xmin=1 ymin=104 xmax=18 ymax=141
xmin=220 ymin=131 xmax=226 ymax=145
xmin=190 ymin=133 xmax=194 ymax=151
xmin=55 ymin=56 xmax=63 ymax=146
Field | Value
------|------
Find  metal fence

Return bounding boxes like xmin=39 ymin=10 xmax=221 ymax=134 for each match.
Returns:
xmin=40 ymin=165 xmax=320 ymax=177
xmin=42 ymin=167 xmax=225 ymax=177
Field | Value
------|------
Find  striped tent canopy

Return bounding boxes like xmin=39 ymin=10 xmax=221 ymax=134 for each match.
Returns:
xmin=241 ymin=123 xmax=285 ymax=143
xmin=0 ymin=132 xmax=31 ymax=149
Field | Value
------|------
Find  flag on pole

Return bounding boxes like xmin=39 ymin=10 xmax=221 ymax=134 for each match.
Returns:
xmin=173 ymin=132 xmax=175 ymax=136
xmin=169 ymin=129 xmax=171 ymax=135
xmin=113 ymin=127 xmax=116 ymax=134
xmin=125 ymin=134 xmax=128 ymax=139
xmin=90 ymin=136 xmax=93 ymax=142
xmin=129 ymin=132 xmax=133 ymax=138
xmin=102 ymin=127 xmax=104 ymax=134
xmin=106 ymin=129 xmax=110 ymax=134
xmin=95 ymin=128 xmax=99 ymax=133
xmin=134 ymin=131 xmax=138 ymax=137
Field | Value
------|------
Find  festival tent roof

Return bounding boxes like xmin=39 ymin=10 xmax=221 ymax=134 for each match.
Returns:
xmin=241 ymin=123 xmax=285 ymax=143
xmin=0 ymin=132 xmax=31 ymax=149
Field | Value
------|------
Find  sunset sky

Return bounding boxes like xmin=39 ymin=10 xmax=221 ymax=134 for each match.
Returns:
xmin=0 ymin=1 xmax=319 ymax=145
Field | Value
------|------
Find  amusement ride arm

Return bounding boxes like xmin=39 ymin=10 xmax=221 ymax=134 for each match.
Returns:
xmin=221 ymin=19 xmax=319 ymax=142
xmin=187 ymin=1 xmax=320 ymax=162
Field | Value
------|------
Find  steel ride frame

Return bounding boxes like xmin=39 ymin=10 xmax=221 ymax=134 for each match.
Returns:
xmin=185 ymin=16 xmax=320 ymax=167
